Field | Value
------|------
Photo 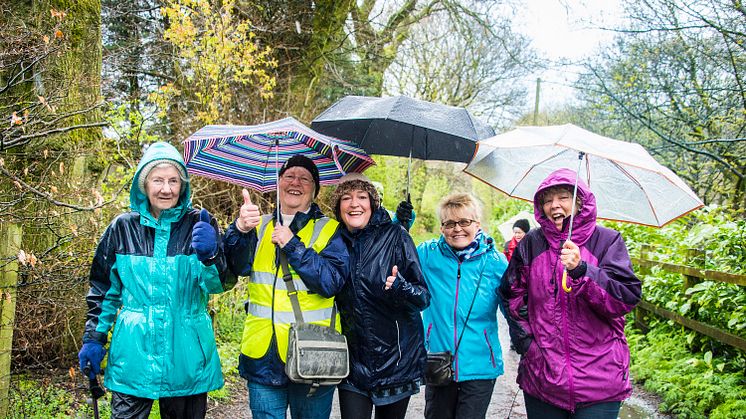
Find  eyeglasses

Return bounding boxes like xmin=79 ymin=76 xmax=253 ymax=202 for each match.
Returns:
xmin=441 ymin=219 xmax=476 ymax=229
xmin=280 ymin=174 xmax=313 ymax=185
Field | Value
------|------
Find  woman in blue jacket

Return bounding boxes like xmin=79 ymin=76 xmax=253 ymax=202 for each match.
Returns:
xmin=418 ymin=193 xmax=508 ymax=419
xmin=331 ymin=176 xmax=430 ymax=419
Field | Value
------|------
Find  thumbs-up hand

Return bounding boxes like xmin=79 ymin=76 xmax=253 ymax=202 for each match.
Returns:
xmin=384 ymin=265 xmax=398 ymax=290
xmin=236 ymin=188 xmax=261 ymax=233
xmin=192 ymin=208 xmax=218 ymax=262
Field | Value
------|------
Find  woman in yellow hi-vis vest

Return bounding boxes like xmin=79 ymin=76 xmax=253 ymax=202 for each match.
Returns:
xmin=223 ymin=156 xmax=349 ymax=419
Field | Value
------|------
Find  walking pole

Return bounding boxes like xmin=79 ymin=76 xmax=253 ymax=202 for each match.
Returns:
xmin=561 ymin=151 xmax=585 ymax=293
xmin=83 ymin=363 xmax=105 ymax=419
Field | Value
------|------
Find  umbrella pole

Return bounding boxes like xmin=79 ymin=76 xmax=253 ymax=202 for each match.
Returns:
xmin=562 ymin=151 xmax=585 ymax=293
xmin=407 ymin=150 xmax=412 ymax=201
xmin=275 ymin=138 xmax=282 ymax=226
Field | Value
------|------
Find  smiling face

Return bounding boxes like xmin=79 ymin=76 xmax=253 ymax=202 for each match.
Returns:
xmin=279 ymin=166 xmax=315 ymax=214
xmin=339 ymin=189 xmax=372 ymax=231
xmin=145 ymin=164 xmax=182 ymax=218
xmin=440 ymin=207 xmax=480 ymax=250
xmin=541 ymin=186 xmax=580 ymax=231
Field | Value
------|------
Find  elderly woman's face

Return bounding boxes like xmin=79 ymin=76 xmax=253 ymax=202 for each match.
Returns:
xmin=146 ymin=165 xmax=182 ymax=217
xmin=541 ymin=188 xmax=578 ymax=231
xmin=513 ymin=227 xmax=527 ymax=242
xmin=440 ymin=207 xmax=479 ymax=250
xmin=339 ymin=189 xmax=372 ymax=232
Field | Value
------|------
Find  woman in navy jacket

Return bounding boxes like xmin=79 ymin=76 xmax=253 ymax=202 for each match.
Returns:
xmin=331 ymin=176 xmax=430 ymax=419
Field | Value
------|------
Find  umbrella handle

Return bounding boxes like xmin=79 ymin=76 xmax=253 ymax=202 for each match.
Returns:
xmin=561 ymin=270 xmax=572 ymax=293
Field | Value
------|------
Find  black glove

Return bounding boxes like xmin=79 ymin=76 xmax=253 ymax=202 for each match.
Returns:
xmin=395 ymin=200 xmax=413 ymax=228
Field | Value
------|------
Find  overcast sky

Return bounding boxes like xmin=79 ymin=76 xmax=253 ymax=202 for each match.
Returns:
xmin=514 ymin=0 xmax=626 ymax=109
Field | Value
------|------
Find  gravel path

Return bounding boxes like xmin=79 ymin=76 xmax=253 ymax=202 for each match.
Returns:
xmin=206 ymin=316 xmax=664 ymax=418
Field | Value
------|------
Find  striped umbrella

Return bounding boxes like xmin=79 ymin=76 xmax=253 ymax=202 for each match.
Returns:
xmin=182 ymin=117 xmax=375 ymax=193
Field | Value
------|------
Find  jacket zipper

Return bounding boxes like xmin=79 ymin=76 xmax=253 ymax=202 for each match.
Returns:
xmin=453 ymin=262 xmax=462 ymax=381
xmin=395 ymin=320 xmax=401 ymax=366
xmin=483 ymin=329 xmax=496 ymax=368
xmin=426 ymin=323 xmax=433 ymax=351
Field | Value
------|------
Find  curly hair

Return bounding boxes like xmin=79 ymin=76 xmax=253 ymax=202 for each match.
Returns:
xmin=331 ymin=179 xmax=381 ymax=222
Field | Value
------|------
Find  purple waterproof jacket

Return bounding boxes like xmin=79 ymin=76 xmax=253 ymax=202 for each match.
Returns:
xmin=499 ymin=168 xmax=642 ymax=412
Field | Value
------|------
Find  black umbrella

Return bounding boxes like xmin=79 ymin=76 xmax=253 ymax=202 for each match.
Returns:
xmin=311 ymin=95 xmax=494 ymax=195
xmin=312 ymin=95 xmax=494 ymax=162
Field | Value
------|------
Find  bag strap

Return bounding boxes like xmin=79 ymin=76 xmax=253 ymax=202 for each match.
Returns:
xmin=454 ymin=261 xmax=487 ymax=356
xmin=280 ymin=253 xmax=338 ymax=329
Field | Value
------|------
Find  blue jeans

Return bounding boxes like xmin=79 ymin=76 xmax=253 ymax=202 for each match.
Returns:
xmin=247 ymin=381 xmax=335 ymax=419
xmin=524 ymin=393 xmax=621 ymax=419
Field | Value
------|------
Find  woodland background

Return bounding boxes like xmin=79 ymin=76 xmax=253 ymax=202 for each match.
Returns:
xmin=1 ymin=0 xmax=745 ymax=417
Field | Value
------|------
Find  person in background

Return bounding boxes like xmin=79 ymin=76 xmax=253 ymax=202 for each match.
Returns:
xmin=223 ymin=155 xmax=349 ymax=419
xmin=331 ymin=175 xmax=430 ymax=419
xmin=78 ymin=142 xmax=235 ymax=418
xmin=500 ymin=168 xmax=641 ymax=419
xmin=418 ymin=193 xmax=509 ymax=419
xmin=370 ymin=180 xmax=416 ymax=231
xmin=504 ymin=218 xmax=530 ymax=261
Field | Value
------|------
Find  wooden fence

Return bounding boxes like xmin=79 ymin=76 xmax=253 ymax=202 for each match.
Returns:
xmin=632 ymin=244 xmax=746 ymax=353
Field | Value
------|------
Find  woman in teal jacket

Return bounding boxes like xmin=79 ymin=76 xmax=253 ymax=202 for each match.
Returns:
xmin=417 ymin=193 xmax=508 ymax=419
xmin=78 ymin=142 xmax=236 ymax=418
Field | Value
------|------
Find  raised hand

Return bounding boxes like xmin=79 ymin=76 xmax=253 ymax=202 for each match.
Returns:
xmin=236 ymin=188 xmax=261 ymax=232
xmin=192 ymin=208 xmax=218 ymax=262
xmin=560 ymin=239 xmax=581 ymax=271
xmin=395 ymin=200 xmax=414 ymax=230
xmin=385 ymin=265 xmax=398 ymax=290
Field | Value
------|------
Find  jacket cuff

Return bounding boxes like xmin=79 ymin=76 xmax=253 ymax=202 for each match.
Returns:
xmin=568 ymin=261 xmax=587 ymax=280
xmin=83 ymin=331 xmax=108 ymax=345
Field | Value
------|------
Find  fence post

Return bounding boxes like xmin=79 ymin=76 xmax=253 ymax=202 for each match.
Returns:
xmin=683 ymin=248 xmax=705 ymax=291
xmin=0 ymin=223 xmax=22 ymax=418
xmin=635 ymin=244 xmax=652 ymax=332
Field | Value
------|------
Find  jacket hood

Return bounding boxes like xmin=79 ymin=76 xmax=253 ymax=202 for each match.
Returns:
xmin=533 ymin=168 xmax=596 ymax=247
xmin=130 ymin=142 xmax=191 ymax=222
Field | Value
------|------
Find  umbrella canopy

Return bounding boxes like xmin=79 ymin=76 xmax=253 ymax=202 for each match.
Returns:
xmin=182 ymin=117 xmax=375 ymax=193
xmin=465 ymin=124 xmax=704 ymax=227
xmin=311 ymin=95 xmax=495 ymax=163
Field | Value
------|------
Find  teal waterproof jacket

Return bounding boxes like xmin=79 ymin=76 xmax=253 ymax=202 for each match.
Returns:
xmin=418 ymin=232 xmax=508 ymax=382
xmin=82 ymin=142 xmax=236 ymax=399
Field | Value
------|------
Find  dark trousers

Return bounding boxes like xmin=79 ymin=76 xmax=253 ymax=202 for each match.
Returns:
xmin=424 ymin=379 xmax=496 ymax=419
xmin=338 ymin=389 xmax=411 ymax=419
xmin=524 ymin=393 xmax=621 ymax=419
xmin=110 ymin=391 xmax=207 ymax=419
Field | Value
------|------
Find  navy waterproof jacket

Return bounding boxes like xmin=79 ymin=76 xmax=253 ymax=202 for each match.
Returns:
xmin=336 ymin=207 xmax=430 ymax=392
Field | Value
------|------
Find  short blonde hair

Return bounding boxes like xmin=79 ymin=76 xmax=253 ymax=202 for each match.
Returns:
xmin=437 ymin=193 xmax=482 ymax=223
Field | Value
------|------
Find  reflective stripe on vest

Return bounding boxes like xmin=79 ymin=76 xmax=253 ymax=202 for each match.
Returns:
xmin=247 ymin=303 xmax=334 ymax=324
xmin=241 ymin=214 xmax=340 ymax=362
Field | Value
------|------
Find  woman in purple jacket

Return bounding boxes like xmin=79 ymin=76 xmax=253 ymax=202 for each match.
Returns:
xmin=500 ymin=168 xmax=641 ymax=418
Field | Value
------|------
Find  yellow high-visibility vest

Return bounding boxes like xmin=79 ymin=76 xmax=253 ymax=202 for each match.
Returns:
xmin=240 ymin=214 xmax=341 ymax=362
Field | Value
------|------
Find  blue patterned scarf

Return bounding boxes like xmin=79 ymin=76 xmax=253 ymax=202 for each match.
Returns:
xmin=454 ymin=229 xmax=484 ymax=261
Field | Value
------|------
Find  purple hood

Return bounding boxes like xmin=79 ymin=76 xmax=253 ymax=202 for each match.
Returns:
xmin=533 ymin=168 xmax=596 ymax=248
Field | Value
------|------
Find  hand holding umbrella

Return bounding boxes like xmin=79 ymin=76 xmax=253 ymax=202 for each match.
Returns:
xmin=271 ymin=225 xmax=294 ymax=248
xmin=560 ymin=240 xmax=582 ymax=292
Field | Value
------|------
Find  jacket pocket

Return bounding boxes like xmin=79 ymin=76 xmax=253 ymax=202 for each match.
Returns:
xmin=483 ymin=329 xmax=497 ymax=368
